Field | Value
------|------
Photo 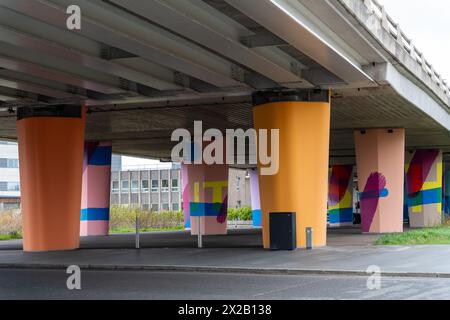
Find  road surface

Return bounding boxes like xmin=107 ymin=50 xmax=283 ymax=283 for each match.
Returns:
xmin=1 ymin=268 xmax=450 ymax=300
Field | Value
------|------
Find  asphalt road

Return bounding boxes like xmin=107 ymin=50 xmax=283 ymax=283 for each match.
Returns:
xmin=1 ymin=268 xmax=450 ymax=300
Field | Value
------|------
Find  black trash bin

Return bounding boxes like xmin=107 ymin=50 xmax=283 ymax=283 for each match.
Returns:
xmin=269 ymin=212 xmax=296 ymax=250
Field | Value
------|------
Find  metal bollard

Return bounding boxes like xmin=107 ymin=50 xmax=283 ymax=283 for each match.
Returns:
xmin=197 ymin=216 xmax=203 ymax=248
xmin=135 ymin=214 xmax=140 ymax=249
xmin=306 ymin=227 xmax=313 ymax=250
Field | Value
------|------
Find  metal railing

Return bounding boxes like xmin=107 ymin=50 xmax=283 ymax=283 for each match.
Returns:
xmin=363 ymin=0 xmax=449 ymax=98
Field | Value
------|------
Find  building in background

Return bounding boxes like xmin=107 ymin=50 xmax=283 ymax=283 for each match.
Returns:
xmin=0 ymin=141 xmax=20 ymax=210
xmin=110 ymin=163 xmax=182 ymax=211
xmin=110 ymin=165 xmax=251 ymax=211
xmin=111 ymin=155 xmax=122 ymax=172
xmin=0 ymin=143 xmax=252 ymax=212
xmin=228 ymin=168 xmax=251 ymax=209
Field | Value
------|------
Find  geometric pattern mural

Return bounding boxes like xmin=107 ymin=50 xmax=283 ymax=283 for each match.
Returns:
xmin=328 ymin=165 xmax=354 ymax=226
xmin=249 ymin=168 xmax=262 ymax=227
xmin=80 ymin=141 xmax=112 ymax=236
xmin=444 ymin=168 xmax=450 ymax=216
xmin=181 ymin=141 xmax=228 ymax=235
xmin=405 ymin=149 xmax=443 ymax=227
xmin=354 ymin=129 xmax=405 ymax=234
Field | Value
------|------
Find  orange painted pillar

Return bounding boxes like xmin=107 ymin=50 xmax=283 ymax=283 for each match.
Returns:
xmin=17 ymin=105 xmax=85 ymax=252
xmin=354 ymin=129 xmax=405 ymax=233
xmin=253 ymin=91 xmax=331 ymax=249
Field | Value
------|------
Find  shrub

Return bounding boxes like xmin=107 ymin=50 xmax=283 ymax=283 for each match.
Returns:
xmin=109 ymin=205 xmax=183 ymax=231
xmin=227 ymin=207 xmax=252 ymax=221
xmin=0 ymin=210 xmax=22 ymax=236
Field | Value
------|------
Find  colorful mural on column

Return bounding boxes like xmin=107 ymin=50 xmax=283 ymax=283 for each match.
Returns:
xmin=405 ymin=149 xmax=443 ymax=227
xmin=80 ymin=141 xmax=112 ymax=236
xmin=249 ymin=169 xmax=262 ymax=227
xmin=182 ymin=164 xmax=191 ymax=229
xmin=354 ymin=129 xmax=405 ymax=233
xmin=181 ymin=141 xmax=228 ymax=235
xmin=444 ymin=168 xmax=450 ymax=216
xmin=328 ymin=165 xmax=354 ymax=226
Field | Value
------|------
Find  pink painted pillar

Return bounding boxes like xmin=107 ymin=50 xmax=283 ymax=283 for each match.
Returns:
xmin=80 ymin=141 xmax=112 ymax=236
xmin=354 ymin=129 xmax=405 ymax=233
xmin=182 ymin=163 xmax=191 ymax=229
xmin=182 ymin=162 xmax=229 ymax=235
xmin=249 ymin=169 xmax=262 ymax=227
xmin=181 ymin=139 xmax=228 ymax=235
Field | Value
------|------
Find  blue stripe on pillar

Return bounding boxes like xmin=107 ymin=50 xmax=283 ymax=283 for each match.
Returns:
xmin=80 ymin=208 xmax=110 ymax=221
xmin=88 ymin=146 xmax=112 ymax=166
xmin=252 ymin=209 xmax=262 ymax=227
xmin=328 ymin=208 xmax=353 ymax=224
xmin=190 ymin=203 xmax=222 ymax=217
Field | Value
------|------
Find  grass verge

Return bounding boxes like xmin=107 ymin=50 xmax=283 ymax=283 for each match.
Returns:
xmin=0 ymin=227 xmax=185 ymax=240
xmin=0 ymin=232 xmax=22 ymax=241
xmin=375 ymin=225 xmax=450 ymax=245
xmin=110 ymin=226 xmax=184 ymax=234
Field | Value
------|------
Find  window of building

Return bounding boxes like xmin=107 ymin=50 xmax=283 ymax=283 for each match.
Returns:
xmin=172 ymin=203 xmax=179 ymax=211
xmin=151 ymin=204 xmax=159 ymax=212
xmin=236 ymin=176 xmax=240 ymax=192
xmin=10 ymin=182 xmax=20 ymax=191
xmin=121 ymin=180 xmax=129 ymax=192
xmin=142 ymin=204 xmax=149 ymax=211
xmin=131 ymin=180 xmax=139 ymax=193
xmin=141 ymin=180 xmax=149 ymax=192
xmin=111 ymin=180 xmax=119 ymax=193
xmin=0 ymin=182 xmax=20 ymax=192
xmin=0 ymin=158 xmax=19 ymax=168
xmin=162 ymin=203 xmax=170 ymax=211
xmin=236 ymin=200 xmax=242 ymax=208
xmin=151 ymin=179 xmax=159 ymax=192
xmin=161 ymin=179 xmax=169 ymax=192
xmin=3 ymin=202 xmax=20 ymax=210
xmin=171 ymin=178 xmax=179 ymax=191
xmin=7 ymin=159 xmax=19 ymax=168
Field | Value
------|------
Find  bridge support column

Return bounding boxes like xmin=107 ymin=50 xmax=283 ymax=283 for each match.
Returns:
xmin=80 ymin=141 xmax=112 ymax=236
xmin=181 ymin=161 xmax=228 ymax=235
xmin=249 ymin=168 xmax=262 ymax=228
xmin=17 ymin=105 xmax=85 ymax=252
xmin=328 ymin=165 xmax=354 ymax=227
xmin=405 ymin=149 xmax=443 ymax=228
xmin=444 ymin=165 xmax=450 ymax=216
xmin=253 ymin=91 xmax=330 ymax=249
xmin=354 ymin=129 xmax=405 ymax=233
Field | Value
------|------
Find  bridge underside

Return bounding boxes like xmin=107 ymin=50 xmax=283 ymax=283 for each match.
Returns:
xmin=0 ymin=0 xmax=448 ymax=163
xmin=1 ymin=86 xmax=448 ymax=164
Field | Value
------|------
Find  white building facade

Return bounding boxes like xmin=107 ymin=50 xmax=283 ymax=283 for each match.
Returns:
xmin=0 ymin=141 xmax=20 ymax=210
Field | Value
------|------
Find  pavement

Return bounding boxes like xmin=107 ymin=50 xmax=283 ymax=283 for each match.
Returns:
xmin=2 ymin=268 xmax=450 ymax=300
xmin=0 ymin=228 xmax=450 ymax=278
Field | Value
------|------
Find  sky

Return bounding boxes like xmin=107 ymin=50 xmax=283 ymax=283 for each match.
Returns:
xmin=380 ymin=0 xmax=450 ymax=82
xmin=122 ymin=156 xmax=164 ymax=169
xmin=124 ymin=0 xmax=450 ymax=168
